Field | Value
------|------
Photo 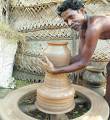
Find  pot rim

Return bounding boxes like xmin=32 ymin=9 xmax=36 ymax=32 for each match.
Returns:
xmin=48 ymin=42 xmax=68 ymax=46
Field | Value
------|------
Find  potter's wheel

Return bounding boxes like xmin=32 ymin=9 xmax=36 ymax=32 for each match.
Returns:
xmin=0 ymin=83 xmax=109 ymax=120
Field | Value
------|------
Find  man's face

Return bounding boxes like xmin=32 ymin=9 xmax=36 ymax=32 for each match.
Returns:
xmin=61 ymin=9 xmax=85 ymax=31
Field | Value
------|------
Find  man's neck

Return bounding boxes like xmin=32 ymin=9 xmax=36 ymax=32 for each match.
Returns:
xmin=81 ymin=14 xmax=90 ymax=30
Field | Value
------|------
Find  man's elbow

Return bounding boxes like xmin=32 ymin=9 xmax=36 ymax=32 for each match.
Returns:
xmin=80 ymin=60 xmax=89 ymax=68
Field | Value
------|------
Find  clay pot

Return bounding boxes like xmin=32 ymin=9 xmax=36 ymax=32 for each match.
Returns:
xmin=44 ymin=42 xmax=71 ymax=67
xmin=36 ymin=73 xmax=75 ymax=114
xmin=36 ymin=42 xmax=75 ymax=114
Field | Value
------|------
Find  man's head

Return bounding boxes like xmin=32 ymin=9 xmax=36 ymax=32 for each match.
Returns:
xmin=57 ymin=0 xmax=86 ymax=31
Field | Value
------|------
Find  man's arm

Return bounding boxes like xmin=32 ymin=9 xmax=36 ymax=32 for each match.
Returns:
xmin=70 ymin=30 xmax=86 ymax=64
xmin=70 ymin=55 xmax=81 ymax=64
xmin=55 ymin=27 xmax=100 ymax=73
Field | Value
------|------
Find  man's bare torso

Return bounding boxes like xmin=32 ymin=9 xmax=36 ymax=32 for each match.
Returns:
xmin=82 ymin=16 xmax=110 ymax=40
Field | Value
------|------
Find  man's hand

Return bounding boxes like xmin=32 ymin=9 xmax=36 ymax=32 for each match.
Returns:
xmin=37 ymin=56 xmax=59 ymax=74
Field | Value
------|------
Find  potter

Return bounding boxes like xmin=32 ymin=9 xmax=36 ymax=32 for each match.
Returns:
xmin=40 ymin=0 xmax=110 ymax=107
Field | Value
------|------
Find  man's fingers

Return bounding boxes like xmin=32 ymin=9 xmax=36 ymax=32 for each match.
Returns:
xmin=45 ymin=56 xmax=54 ymax=67
xmin=37 ymin=58 xmax=48 ymax=67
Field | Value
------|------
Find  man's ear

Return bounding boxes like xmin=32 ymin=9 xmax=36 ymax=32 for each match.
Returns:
xmin=79 ymin=7 xmax=86 ymax=14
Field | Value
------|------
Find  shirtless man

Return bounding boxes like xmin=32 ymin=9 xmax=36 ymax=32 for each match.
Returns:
xmin=40 ymin=0 xmax=110 ymax=106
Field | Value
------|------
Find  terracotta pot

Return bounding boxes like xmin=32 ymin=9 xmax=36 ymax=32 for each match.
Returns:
xmin=36 ymin=42 xmax=75 ymax=114
xmin=44 ymin=42 xmax=71 ymax=67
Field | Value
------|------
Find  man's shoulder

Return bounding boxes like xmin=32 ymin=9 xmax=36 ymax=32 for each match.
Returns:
xmin=87 ymin=17 xmax=103 ymax=32
xmin=88 ymin=15 xmax=106 ymax=27
xmin=81 ymin=16 xmax=100 ymax=30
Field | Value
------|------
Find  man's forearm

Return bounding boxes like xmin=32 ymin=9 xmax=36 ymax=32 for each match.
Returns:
xmin=70 ymin=55 xmax=81 ymax=64
xmin=56 ymin=60 xmax=87 ymax=73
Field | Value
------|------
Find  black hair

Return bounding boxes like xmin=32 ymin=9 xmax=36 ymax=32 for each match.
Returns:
xmin=57 ymin=0 xmax=85 ymax=16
